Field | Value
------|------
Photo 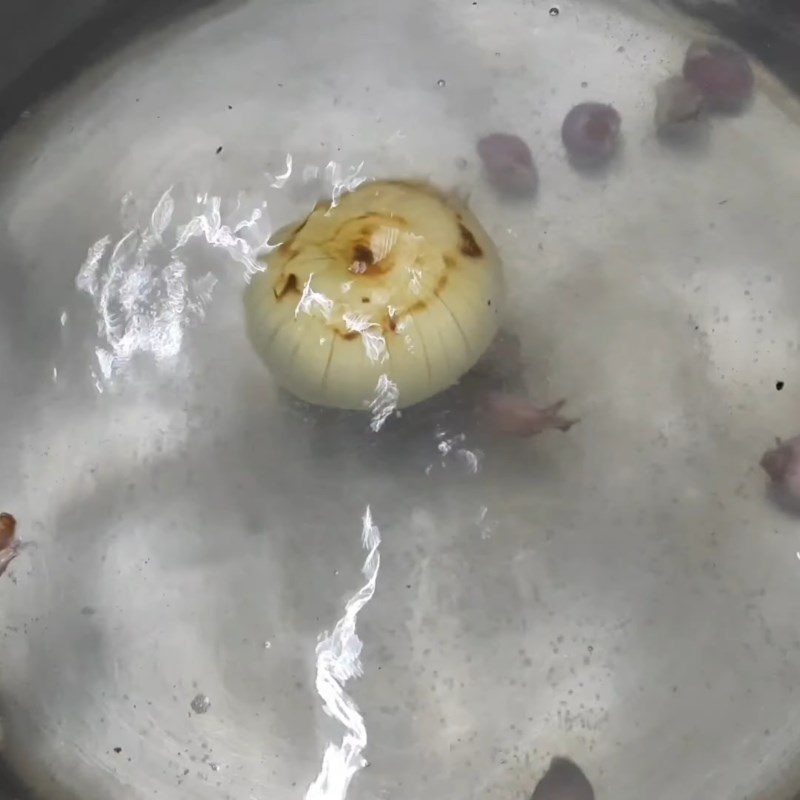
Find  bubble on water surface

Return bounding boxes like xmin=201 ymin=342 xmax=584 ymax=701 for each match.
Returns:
xmin=190 ymin=693 xmax=211 ymax=714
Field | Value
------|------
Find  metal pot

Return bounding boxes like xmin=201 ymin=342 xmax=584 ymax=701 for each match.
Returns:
xmin=1 ymin=1 xmax=800 ymax=798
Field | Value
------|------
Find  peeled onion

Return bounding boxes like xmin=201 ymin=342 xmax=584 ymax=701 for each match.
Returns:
xmin=654 ymin=76 xmax=705 ymax=135
xmin=245 ymin=180 xmax=504 ymax=411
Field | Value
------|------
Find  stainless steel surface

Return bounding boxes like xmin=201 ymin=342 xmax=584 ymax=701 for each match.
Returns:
xmin=0 ymin=0 xmax=106 ymax=94
xmin=1 ymin=1 xmax=800 ymax=798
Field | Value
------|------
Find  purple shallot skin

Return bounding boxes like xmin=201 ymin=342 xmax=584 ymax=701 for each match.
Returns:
xmin=325 ymin=329 xmax=577 ymax=445
xmin=760 ymin=435 xmax=800 ymax=503
xmin=465 ymin=331 xmax=577 ymax=439
xmin=477 ymin=133 xmax=539 ymax=197
xmin=683 ymin=40 xmax=754 ymax=112
xmin=0 ymin=513 xmax=19 ymax=579
xmin=561 ymin=102 xmax=621 ymax=167
xmin=0 ymin=545 xmax=19 ymax=579
xmin=480 ymin=392 xmax=577 ymax=438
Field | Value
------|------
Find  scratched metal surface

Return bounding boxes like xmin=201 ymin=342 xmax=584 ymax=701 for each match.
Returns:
xmin=1 ymin=1 xmax=800 ymax=799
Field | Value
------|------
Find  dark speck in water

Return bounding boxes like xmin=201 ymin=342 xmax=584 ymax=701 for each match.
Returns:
xmin=530 ymin=757 xmax=594 ymax=800
xmin=776 ymin=381 xmax=785 ymax=391
xmin=549 ymin=6 xmax=560 ymax=16
xmin=113 ymin=747 xmax=122 ymax=754
xmin=215 ymin=146 xmax=223 ymax=155
xmin=227 ymin=104 xmax=233 ymax=110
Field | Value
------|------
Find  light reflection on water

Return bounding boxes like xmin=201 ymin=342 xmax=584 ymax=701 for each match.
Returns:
xmin=72 ymin=163 xmax=459 ymax=800
xmin=305 ymin=507 xmax=381 ymax=800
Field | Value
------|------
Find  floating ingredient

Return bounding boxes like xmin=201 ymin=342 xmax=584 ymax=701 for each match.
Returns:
xmin=654 ymin=76 xmax=705 ymax=135
xmin=477 ymin=133 xmax=538 ymax=197
xmin=245 ymin=180 xmax=504 ymax=411
xmin=683 ymin=40 xmax=754 ymax=112
xmin=561 ymin=102 xmax=621 ymax=167
xmin=0 ymin=513 xmax=19 ymax=579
